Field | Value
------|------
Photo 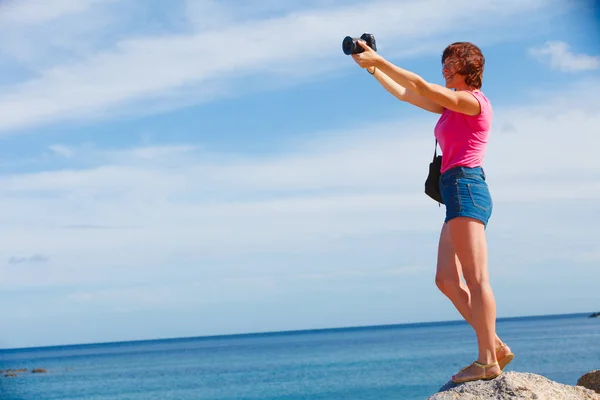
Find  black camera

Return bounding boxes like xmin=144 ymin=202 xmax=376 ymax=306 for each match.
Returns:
xmin=342 ymin=33 xmax=377 ymax=55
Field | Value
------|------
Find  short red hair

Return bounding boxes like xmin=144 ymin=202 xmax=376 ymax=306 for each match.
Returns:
xmin=442 ymin=42 xmax=485 ymax=89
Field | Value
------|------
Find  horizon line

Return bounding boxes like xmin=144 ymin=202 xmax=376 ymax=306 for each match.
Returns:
xmin=1 ymin=310 xmax=595 ymax=352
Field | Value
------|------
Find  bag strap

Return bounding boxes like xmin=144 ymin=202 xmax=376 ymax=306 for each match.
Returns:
xmin=433 ymin=139 xmax=438 ymax=160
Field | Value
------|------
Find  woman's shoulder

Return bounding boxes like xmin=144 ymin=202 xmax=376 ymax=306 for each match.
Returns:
xmin=466 ymin=89 xmax=489 ymax=101
xmin=467 ymin=90 xmax=493 ymax=117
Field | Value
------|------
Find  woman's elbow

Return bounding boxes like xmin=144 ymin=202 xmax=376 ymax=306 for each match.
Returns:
xmin=380 ymin=84 xmax=406 ymax=101
xmin=390 ymin=89 xmax=408 ymax=102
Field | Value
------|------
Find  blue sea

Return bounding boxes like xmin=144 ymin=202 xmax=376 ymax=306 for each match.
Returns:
xmin=1 ymin=313 xmax=599 ymax=400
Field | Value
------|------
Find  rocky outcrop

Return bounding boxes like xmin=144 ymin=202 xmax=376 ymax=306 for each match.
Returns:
xmin=427 ymin=371 xmax=600 ymax=399
xmin=1 ymin=367 xmax=46 ymax=377
xmin=0 ymin=368 xmax=28 ymax=374
xmin=578 ymin=371 xmax=600 ymax=394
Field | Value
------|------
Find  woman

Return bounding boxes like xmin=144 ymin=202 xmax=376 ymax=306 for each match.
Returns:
xmin=351 ymin=40 xmax=514 ymax=383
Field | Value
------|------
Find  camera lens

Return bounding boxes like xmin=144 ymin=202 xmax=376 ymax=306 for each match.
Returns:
xmin=342 ymin=36 xmax=356 ymax=55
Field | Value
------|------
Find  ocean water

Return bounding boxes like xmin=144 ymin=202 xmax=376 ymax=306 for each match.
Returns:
xmin=1 ymin=313 xmax=598 ymax=400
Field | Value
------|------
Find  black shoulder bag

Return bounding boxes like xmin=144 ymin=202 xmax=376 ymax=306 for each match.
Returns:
xmin=424 ymin=139 xmax=444 ymax=204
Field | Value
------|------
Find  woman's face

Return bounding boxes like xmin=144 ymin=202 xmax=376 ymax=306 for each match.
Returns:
xmin=442 ymin=57 xmax=465 ymax=89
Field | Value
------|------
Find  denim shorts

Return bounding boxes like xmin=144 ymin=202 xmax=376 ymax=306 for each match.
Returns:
xmin=438 ymin=166 xmax=493 ymax=227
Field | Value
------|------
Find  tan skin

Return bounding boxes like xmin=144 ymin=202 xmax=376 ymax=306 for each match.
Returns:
xmin=352 ymin=40 xmax=513 ymax=382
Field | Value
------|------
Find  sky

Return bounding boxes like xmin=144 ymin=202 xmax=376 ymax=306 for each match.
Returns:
xmin=0 ymin=0 xmax=598 ymax=349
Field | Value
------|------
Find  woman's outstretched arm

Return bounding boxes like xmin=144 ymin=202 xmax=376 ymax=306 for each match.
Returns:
xmin=374 ymin=59 xmax=480 ymax=116
xmin=367 ymin=66 xmax=444 ymax=114
xmin=353 ymin=41 xmax=480 ymax=116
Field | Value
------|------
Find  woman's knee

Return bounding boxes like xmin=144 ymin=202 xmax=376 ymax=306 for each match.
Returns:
xmin=435 ymin=274 xmax=461 ymax=294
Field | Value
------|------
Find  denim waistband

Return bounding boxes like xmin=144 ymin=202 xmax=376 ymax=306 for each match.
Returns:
xmin=441 ymin=166 xmax=486 ymax=180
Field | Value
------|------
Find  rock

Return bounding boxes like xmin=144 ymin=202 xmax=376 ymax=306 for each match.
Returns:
xmin=0 ymin=367 xmax=46 ymax=378
xmin=589 ymin=312 xmax=600 ymax=318
xmin=578 ymin=371 xmax=600 ymax=394
xmin=427 ymin=371 xmax=600 ymax=400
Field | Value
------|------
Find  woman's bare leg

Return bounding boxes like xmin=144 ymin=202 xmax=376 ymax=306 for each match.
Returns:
xmin=444 ymin=217 xmax=501 ymax=380
xmin=435 ymin=222 xmax=504 ymax=349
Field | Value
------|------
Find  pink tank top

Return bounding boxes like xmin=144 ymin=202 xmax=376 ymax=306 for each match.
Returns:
xmin=433 ymin=90 xmax=493 ymax=174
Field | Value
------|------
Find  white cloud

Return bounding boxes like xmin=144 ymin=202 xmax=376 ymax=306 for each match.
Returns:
xmin=0 ymin=0 xmax=123 ymax=69
xmin=49 ymin=144 xmax=75 ymax=158
xmin=0 ymin=0 xmax=560 ymax=133
xmin=529 ymin=41 xmax=600 ymax=72
xmin=183 ymin=0 xmax=233 ymax=31
xmin=0 ymin=0 xmax=108 ymax=25
xmin=7 ymin=253 xmax=49 ymax=265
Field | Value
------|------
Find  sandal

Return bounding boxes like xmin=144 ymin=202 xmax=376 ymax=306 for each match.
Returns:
xmin=496 ymin=342 xmax=515 ymax=370
xmin=451 ymin=360 xmax=502 ymax=384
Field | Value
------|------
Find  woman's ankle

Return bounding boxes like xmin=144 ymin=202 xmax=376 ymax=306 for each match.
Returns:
xmin=478 ymin=352 xmax=499 ymax=365
xmin=495 ymin=337 xmax=504 ymax=349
